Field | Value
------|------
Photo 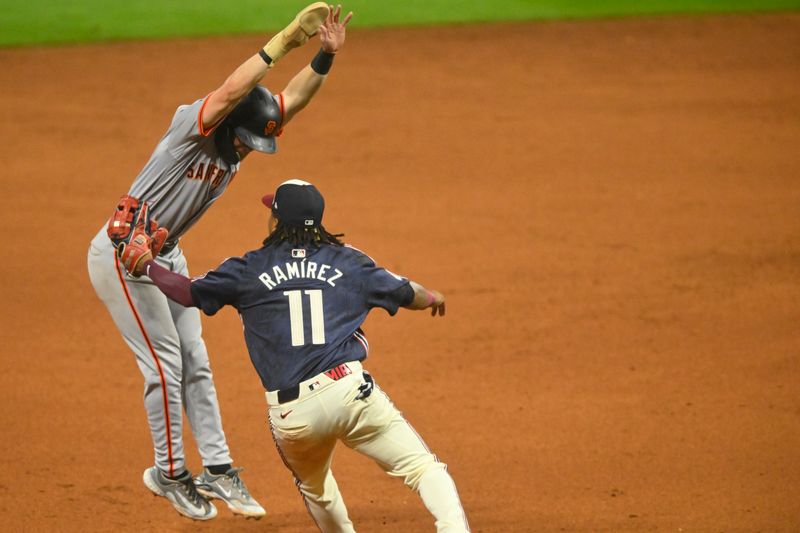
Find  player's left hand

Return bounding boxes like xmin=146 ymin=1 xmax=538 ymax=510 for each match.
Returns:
xmin=429 ymin=290 xmax=445 ymax=317
xmin=317 ymin=4 xmax=353 ymax=53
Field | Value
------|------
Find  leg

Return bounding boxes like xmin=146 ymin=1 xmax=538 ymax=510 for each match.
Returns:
xmin=167 ymin=249 xmax=266 ymax=517
xmin=342 ymin=383 xmax=470 ymax=533
xmin=87 ymin=235 xmax=187 ymax=477
xmin=166 ymin=252 xmax=231 ymax=467
xmin=169 ymin=299 xmax=267 ymax=517
xmin=268 ymin=392 xmax=355 ymax=533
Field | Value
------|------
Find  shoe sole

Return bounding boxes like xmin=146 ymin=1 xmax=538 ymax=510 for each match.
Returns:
xmin=298 ymin=3 xmax=330 ymax=35
xmin=196 ymin=485 xmax=266 ymax=519
xmin=142 ymin=468 xmax=165 ymax=497
xmin=285 ymin=2 xmax=330 ymax=45
xmin=143 ymin=468 xmax=218 ymax=521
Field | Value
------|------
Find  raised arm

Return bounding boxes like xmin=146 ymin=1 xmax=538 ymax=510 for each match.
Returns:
xmin=201 ymin=54 xmax=273 ymax=132
xmin=200 ymin=3 xmax=347 ymax=131
xmin=281 ymin=5 xmax=353 ymax=125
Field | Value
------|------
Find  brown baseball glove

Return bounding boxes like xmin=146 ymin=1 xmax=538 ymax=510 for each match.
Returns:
xmin=106 ymin=194 xmax=169 ymax=257
xmin=115 ymin=203 xmax=156 ymax=277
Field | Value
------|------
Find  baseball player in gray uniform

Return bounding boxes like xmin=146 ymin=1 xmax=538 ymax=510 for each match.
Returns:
xmin=87 ymin=3 xmax=352 ymax=521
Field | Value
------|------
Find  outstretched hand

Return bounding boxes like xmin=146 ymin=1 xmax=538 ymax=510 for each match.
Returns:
xmin=429 ymin=290 xmax=446 ymax=317
xmin=317 ymin=4 xmax=353 ymax=53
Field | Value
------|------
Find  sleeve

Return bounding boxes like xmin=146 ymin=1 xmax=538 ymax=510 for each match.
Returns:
xmin=146 ymin=261 xmax=194 ymax=307
xmin=350 ymin=248 xmax=412 ymax=316
xmin=189 ymin=256 xmax=247 ymax=316
xmin=390 ymin=283 xmax=415 ymax=308
xmin=166 ymin=98 xmax=211 ymax=150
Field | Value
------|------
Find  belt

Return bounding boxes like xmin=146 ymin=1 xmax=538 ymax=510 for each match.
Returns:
xmin=159 ymin=240 xmax=178 ymax=256
xmin=267 ymin=361 xmax=362 ymax=405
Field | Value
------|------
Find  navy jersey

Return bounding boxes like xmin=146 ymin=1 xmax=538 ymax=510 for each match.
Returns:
xmin=190 ymin=242 xmax=413 ymax=391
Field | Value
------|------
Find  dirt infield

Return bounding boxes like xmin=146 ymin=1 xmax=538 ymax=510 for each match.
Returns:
xmin=1 ymin=12 xmax=799 ymax=532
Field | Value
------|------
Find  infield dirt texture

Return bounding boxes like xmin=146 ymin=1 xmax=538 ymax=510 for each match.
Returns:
xmin=1 ymin=12 xmax=799 ymax=532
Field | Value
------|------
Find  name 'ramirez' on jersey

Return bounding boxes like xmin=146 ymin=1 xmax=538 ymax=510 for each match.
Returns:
xmin=190 ymin=242 xmax=411 ymax=391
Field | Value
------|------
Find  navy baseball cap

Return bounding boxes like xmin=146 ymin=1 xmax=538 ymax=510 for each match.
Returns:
xmin=262 ymin=179 xmax=325 ymax=227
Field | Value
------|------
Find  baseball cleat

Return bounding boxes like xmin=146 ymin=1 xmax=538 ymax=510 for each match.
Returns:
xmin=194 ymin=467 xmax=266 ymax=519
xmin=263 ymin=2 xmax=330 ymax=66
xmin=143 ymin=467 xmax=218 ymax=521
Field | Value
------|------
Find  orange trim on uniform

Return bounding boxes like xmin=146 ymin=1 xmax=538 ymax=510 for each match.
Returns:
xmin=114 ymin=252 xmax=176 ymax=477
xmin=198 ymin=91 xmax=227 ymax=137
xmin=276 ymin=92 xmax=285 ymax=137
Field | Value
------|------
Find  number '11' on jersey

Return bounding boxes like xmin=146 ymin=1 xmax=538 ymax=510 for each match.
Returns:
xmin=283 ymin=289 xmax=325 ymax=346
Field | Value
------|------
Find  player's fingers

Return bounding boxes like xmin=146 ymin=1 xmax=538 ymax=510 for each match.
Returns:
xmin=440 ymin=302 xmax=446 ymax=316
xmin=342 ymin=11 xmax=353 ymax=26
xmin=318 ymin=24 xmax=329 ymax=39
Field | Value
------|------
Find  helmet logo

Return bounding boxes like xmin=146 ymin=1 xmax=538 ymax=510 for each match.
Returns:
xmin=264 ymin=120 xmax=277 ymax=135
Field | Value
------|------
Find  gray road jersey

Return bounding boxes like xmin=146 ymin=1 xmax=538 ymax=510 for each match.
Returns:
xmin=128 ymin=98 xmax=240 ymax=240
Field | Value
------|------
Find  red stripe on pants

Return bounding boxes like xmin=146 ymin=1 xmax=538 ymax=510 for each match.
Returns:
xmin=114 ymin=252 xmax=175 ymax=477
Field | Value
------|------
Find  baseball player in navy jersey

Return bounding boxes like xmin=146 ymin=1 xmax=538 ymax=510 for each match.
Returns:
xmin=87 ymin=4 xmax=353 ymax=521
xmin=114 ymin=180 xmax=471 ymax=532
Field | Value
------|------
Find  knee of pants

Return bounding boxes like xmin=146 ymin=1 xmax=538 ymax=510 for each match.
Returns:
xmin=143 ymin=374 xmax=174 ymax=396
xmin=397 ymin=457 xmax=447 ymax=492
xmin=299 ymin=484 xmax=335 ymax=504
xmin=181 ymin=339 xmax=213 ymax=372
xmin=141 ymin=361 xmax=182 ymax=391
xmin=297 ymin=476 xmax=337 ymax=503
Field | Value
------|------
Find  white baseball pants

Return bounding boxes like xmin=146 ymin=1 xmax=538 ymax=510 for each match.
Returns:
xmin=267 ymin=361 xmax=470 ymax=532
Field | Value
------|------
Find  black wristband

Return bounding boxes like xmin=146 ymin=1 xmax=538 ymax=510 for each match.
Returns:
xmin=310 ymin=48 xmax=335 ymax=75
xmin=258 ymin=49 xmax=273 ymax=65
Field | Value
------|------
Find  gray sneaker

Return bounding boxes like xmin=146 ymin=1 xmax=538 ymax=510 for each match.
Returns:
xmin=143 ymin=467 xmax=217 ymax=520
xmin=195 ymin=467 xmax=266 ymax=518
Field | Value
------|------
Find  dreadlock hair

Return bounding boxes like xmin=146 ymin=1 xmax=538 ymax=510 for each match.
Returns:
xmin=263 ymin=222 xmax=345 ymax=248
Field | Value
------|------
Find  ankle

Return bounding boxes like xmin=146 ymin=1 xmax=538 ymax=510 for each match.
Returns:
xmin=206 ymin=464 xmax=232 ymax=476
xmin=163 ymin=469 xmax=188 ymax=480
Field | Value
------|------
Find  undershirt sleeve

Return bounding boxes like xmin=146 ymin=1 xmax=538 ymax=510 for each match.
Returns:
xmin=145 ymin=261 xmax=195 ymax=307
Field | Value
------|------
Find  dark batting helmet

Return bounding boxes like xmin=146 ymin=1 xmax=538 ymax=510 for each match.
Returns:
xmin=227 ymin=85 xmax=283 ymax=153
xmin=215 ymin=85 xmax=282 ymax=163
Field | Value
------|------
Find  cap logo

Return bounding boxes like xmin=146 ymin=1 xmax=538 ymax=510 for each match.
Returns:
xmin=304 ymin=219 xmax=314 ymax=226
xmin=264 ymin=120 xmax=277 ymax=135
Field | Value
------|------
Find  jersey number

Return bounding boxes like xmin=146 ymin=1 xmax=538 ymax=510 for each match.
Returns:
xmin=283 ymin=289 xmax=326 ymax=347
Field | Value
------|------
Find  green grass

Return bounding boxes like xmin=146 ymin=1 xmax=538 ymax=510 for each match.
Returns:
xmin=2 ymin=0 xmax=799 ymax=47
